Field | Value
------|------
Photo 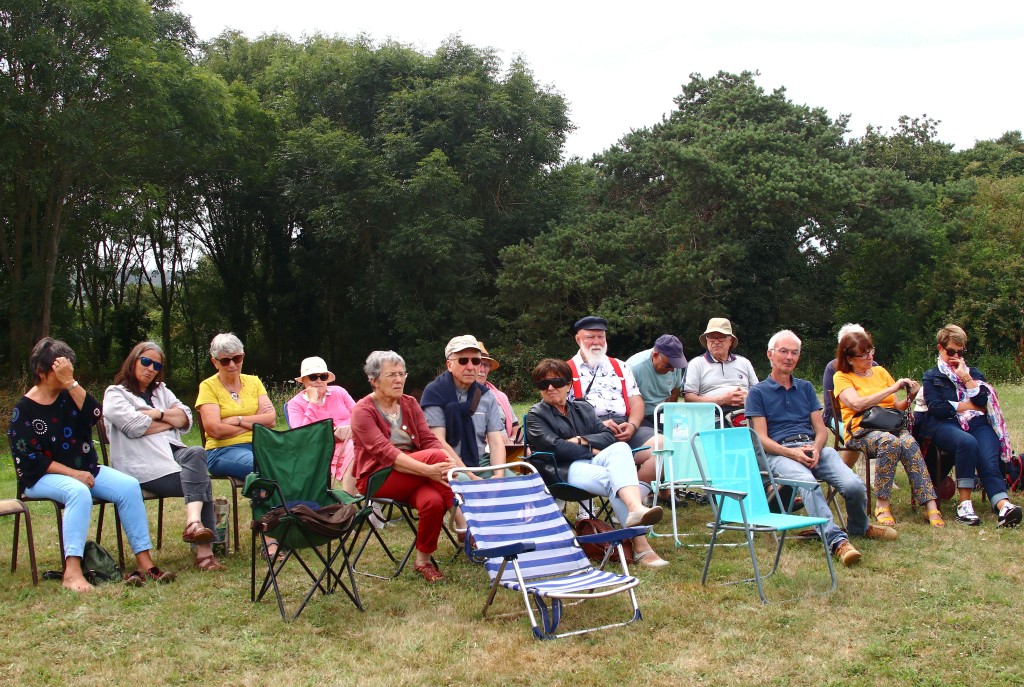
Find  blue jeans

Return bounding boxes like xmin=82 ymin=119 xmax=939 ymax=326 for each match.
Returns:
xmin=207 ymin=443 xmax=255 ymax=481
xmin=24 ymin=465 xmax=153 ymax=559
xmin=765 ymin=446 xmax=868 ymax=552
xmin=930 ymin=417 xmax=1008 ymax=510
xmin=567 ymin=442 xmax=640 ymax=525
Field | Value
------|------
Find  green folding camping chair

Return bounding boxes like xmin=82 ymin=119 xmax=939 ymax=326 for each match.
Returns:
xmin=245 ymin=420 xmax=368 ymax=621
xmin=691 ymin=427 xmax=837 ymax=604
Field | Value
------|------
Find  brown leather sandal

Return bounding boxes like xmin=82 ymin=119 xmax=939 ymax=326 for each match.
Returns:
xmin=195 ymin=555 xmax=226 ymax=571
xmin=183 ymin=521 xmax=215 ymax=544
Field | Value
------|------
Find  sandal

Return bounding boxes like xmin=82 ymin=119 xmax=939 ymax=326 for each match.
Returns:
xmin=195 ymin=555 xmax=226 ymax=572
xmin=414 ymin=562 xmax=445 ymax=583
xmin=926 ymin=508 xmax=946 ymax=528
xmin=145 ymin=566 xmax=176 ymax=584
xmin=260 ymin=542 xmax=288 ymax=562
xmin=874 ymin=507 xmax=896 ymax=526
xmin=124 ymin=570 xmax=146 ymax=587
xmin=183 ymin=521 xmax=215 ymax=544
xmin=633 ymin=549 xmax=669 ymax=568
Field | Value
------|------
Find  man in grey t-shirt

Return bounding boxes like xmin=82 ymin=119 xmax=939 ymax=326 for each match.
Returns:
xmin=420 ymin=335 xmax=507 ymax=474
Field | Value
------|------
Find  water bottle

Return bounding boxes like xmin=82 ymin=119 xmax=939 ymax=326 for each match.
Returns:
xmin=672 ymin=415 xmax=689 ymax=444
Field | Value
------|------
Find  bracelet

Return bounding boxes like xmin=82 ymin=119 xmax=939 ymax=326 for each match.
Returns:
xmin=627 ymin=421 xmax=637 ymax=431
xmin=67 ymin=380 xmax=79 ymax=390
xmin=159 ymin=410 xmax=164 ymax=421
xmin=237 ymin=416 xmax=243 ymax=426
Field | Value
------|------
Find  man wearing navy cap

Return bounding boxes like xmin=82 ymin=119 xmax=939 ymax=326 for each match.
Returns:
xmin=626 ymin=335 xmax=688 ymax=429
xmin=568 ymin=316 xmax=659 ymax=494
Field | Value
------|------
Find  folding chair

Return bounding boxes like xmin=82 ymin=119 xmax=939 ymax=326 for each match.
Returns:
xmin=95 ymin=420 xmax=166 ymax=565
xmin=691 ymin=427 xmax=837 ymax=604
xmin=195 ymin=413 xmax=242 ymax=553
xmin=450 ymin=463 xmax=645 ymax=639
xmin=650 ymin=402 xmax=723 ymax=546
xmin=245 ymin=420 xmax=367 ymax=621
xmin=0 ymin=498 xmax=38 ymax=585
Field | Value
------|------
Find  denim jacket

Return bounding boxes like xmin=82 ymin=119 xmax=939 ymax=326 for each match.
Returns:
xmin=915 ymin=366 xmax=989 ymax=440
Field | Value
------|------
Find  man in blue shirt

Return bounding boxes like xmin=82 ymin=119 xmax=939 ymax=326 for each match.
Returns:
xmin=745 ymin=329 xmax=896 ymax=567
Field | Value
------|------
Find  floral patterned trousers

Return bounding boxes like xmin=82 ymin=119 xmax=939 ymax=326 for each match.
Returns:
xmin=847 ymin=429 xmax=937 ymax=504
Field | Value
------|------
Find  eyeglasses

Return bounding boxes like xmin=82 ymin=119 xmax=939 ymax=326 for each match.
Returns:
xmin=140 ymin=356 xmax=164 ymax=372
xmin=535 ymin=377 xmax=570 ymax=390
xmin=850 ymin=348 xmax=875 ymax=359
xmin=944 ymin=347 xmax=966 ymax=358
xmin=306 ymin=373 xmax=330 ymax=382
xmin=451 ymin=356 xmax=482 ymax=366
xmin=706 ymin=334 xmax=730 ymax=342
xmin=382 ymin=371 xmax=408 ymax=380
xmin=217 ymin=354 xmax=244 ymax=367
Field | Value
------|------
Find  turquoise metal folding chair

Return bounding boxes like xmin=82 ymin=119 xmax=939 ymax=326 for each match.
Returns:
xmin=691 ymin=427 xmax=837 ymax=604
xmin=449 ymin=463 xmax=646 ymax=639
xmin=650 ymin=402 xmax=723 ymax=546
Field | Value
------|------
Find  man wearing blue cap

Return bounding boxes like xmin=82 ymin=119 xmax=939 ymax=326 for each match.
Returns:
xmin=626 ymin=335 xmax=688 ymax=429
xmin=568 ymin=316 xmax=659 ymax=493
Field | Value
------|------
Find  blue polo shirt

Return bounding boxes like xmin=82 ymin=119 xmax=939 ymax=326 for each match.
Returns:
xmin=745 ymin=375 xmax=821 ymax=443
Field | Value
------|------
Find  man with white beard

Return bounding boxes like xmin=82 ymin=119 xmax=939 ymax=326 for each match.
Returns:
xmin=567 ymin=316 xmax=659 ymax=494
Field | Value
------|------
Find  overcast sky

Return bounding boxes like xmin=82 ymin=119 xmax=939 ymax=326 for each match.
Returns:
xmin=174 ymin=0 xmax=1024 ymax=161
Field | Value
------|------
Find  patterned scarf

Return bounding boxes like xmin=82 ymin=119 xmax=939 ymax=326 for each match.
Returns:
xmin=937 ymin=358 xmax=1013 ymax=462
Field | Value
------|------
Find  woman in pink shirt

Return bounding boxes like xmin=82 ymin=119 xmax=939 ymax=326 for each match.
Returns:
xmin=287 ymin=357 xmax=357 ymax=494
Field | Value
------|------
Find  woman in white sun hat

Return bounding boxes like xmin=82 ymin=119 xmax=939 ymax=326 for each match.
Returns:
xmin=286 ymin=356 xmax=358 ymax=494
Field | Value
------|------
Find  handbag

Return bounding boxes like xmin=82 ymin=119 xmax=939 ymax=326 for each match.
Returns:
xmin=574 ymin=518 xmax=633 ymax=563
xmin=857 ymin=405 xmax=906 ymax=434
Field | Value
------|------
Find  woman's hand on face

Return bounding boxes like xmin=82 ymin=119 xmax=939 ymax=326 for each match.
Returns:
xmin=305 ymin=385 xmax=325 ymax=403
xmin=953 ymin=358 xmax=972 ymax=380
xmin=52 ymin=357 xmax=75 ymax=386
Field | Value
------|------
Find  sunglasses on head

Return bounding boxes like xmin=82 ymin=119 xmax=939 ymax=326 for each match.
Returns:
xmin=306 ymin=373 xmax=330 ymax=382
xmin=217 ymin=354 xmax=244 ymax=367
xmin=140 ymin=356 xmax=163 ymax=372
xmin=452 ymin=356 xmax=482 ymax=366
xmin=944 ymin=347 xmax=966 ymax=358
xmin=535 ymin=377 xmax=570 ymax=390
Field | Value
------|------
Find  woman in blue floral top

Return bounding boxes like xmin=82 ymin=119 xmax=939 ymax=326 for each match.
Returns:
xmin=7 ymin=338 xmax=174 ymax=591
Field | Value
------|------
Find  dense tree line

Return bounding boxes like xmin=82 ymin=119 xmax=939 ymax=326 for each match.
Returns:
xmin=3 ymin=0 xmax=1023 ymax=400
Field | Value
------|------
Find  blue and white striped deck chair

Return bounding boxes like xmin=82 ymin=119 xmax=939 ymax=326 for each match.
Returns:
xmin=650 ymin=402 xmax=723 ymax=546
xmin=449 ymin=463 xmax=646 ymax=640
xmin=690 ymin=427 xmax=837 ymax=604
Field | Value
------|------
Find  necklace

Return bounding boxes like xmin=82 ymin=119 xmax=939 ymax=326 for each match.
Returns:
xmin=374 ymin=396 xmax=400 ymax=426
xmin=220 ymin=376 xmax=242 ymax=402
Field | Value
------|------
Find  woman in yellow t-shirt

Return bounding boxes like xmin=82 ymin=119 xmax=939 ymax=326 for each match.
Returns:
xmin=833 ymin=330 xmax=943 ymax=528
xmin=196 ymin=333 xmax=276 ymax=483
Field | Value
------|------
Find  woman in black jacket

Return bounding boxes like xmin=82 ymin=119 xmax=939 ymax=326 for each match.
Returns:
xmin=525 ymin=358 xmax=668 ymax=568
xmin=916 ymin=324 xmax=1021 ymax=528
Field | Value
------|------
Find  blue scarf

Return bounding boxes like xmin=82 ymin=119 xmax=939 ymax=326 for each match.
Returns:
xmin=419 ymin=371 xmax=487 ymax=467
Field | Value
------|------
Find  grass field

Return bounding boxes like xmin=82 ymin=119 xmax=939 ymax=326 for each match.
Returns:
xmin=2 ymin=388 xmax=1024 ymax=686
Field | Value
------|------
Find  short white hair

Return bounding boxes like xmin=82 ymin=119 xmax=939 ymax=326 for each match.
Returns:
xmin=837 ymin=323 xmax=865 ymax=343
xmin=210 ymin=332 xmax=244 ymax=358
xmin=767 ymin=329 xmax=801 ymax=351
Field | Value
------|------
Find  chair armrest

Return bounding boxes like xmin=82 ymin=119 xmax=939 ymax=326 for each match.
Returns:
xmin=577 ymin=526 xmax=648 ymax=545
xmin=773 ymin=478 xmax=821 ymax=492
xmin=702 ymin=486 xmax=747 ymax=500
xmin=243 ymin=476 xmax=282 ymax=502
xmin=473 ymin=541 xmax=537 ymax=558
xmin=328 ymin=489 xmax=363 ymax=505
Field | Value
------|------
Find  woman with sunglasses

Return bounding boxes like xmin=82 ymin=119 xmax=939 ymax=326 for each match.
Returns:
xmin=287 ymin=356 xmax=358 ymax=494
xmin=9 ymin=338 xmax=175 ymax=591
xmin=834 ymin=330 xmax=944 ymax=528
xmin=524 ymin=358 xmax=668 ymax=568
xmin=915 ymin=324 xmax=1021 ymax=527
xmin=196 ymin=333 xmax=276 ymax=483
xmin=104 ymin=342 xmax=225 ymax=571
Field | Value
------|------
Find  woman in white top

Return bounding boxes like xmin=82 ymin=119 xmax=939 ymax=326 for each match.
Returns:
xmin=103 ymin=341 xmax=225 ymax=571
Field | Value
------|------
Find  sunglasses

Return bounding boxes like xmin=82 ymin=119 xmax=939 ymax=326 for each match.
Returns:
xmin=535 ymin=377 xmax=570 ymax=390
xmin=944 ymin=347 xmax=966 ymax=358
xmin=139 ymin=356 xmax=164 ymax=372
xmin=306 ymin=373 xmax=330 ymax=382
xmin=452 ymin=356 xmax=482 ymax=366
xmin=217 ymin=354 xmax=244 ymax=367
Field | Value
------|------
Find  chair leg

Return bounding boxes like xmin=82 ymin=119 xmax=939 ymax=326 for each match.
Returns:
xmin=156 ymin=498 xmax=164 ymax=550
xmin=23 ymin=510 xmax=39 ymax=586
xmin=54 ymin=502 xmax=66 ymax=573
xmin=231 ymin=482 xmax=241 ymax=554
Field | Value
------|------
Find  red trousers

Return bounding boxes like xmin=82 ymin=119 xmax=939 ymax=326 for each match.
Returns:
xmin=373 ymin=449 xmax=454 ymax=554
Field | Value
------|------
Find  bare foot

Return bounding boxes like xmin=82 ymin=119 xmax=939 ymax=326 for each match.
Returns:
xmin=62 ymin=573 xmax=94 ymax=593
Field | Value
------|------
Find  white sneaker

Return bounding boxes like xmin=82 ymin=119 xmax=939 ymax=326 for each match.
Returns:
xmin=998 ymin=502 xmax=1022 ymax=528
xmin=955 ymin=500 xmax=981 ymax=526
